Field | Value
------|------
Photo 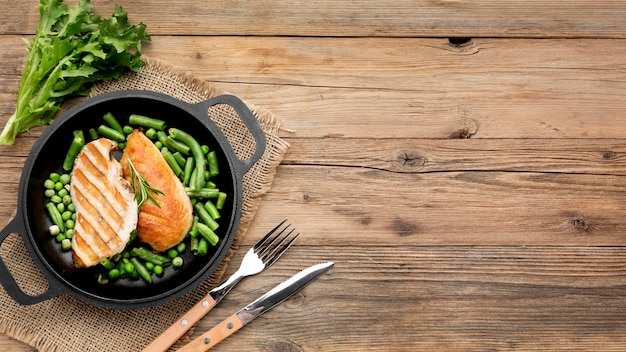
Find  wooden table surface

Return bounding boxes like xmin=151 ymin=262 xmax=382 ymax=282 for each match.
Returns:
xmin=2 ymin=1 xmax=626 ymax=351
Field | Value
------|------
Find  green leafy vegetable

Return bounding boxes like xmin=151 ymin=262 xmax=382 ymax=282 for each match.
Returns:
xmin=0 ymin=0 xmax=150 ymax=145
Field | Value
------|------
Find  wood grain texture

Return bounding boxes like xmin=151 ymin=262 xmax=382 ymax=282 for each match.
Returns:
xmin=2 ymin=36 xmax=626 ymax=139
xmin=1 ymin=0 xmax=626 ymax=351
xmin=1 ymin=0 xmax=626 ymax=38
xmin=192 ymin=245 xmax=626 ymax=351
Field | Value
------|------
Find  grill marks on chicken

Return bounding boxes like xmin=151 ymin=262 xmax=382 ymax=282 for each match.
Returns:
xmin=70 ymin=138 xmax=138 ymax=268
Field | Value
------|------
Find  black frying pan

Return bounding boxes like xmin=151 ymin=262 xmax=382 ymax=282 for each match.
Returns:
xmin=0 ymin=90 xmax=266 ymax=309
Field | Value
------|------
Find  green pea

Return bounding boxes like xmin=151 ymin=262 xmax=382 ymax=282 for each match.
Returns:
xmin=60 ymin=174 xmax=71 ymax=185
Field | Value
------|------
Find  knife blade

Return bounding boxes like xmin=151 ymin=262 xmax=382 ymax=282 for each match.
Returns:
xmin=177 ymin=261 xmax=334 ymax=352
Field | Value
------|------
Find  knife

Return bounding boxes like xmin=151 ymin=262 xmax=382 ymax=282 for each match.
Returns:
xmin=177 ymin=261 xmax=334 ymax=351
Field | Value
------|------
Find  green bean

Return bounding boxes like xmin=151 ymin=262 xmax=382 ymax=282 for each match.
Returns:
xmin=183 ymin=157 xmax=195 ymax=186
xmin=173 ymin=152 xmax=186 ymax=168
xmin=97 ymin=274 xmax=109 ymax=284
xmin=204 ymin=200 xmax=220 ymax=220
xmin=103 ymin=112 xmax=123 ymax=134
xmin=156 ymin=130 xmax=169 ymax=147
xmin=131 ymin=257 xmax=152 ymax=283
xmin=196 ymin=222 xmax=219 ymax=246
xmin=97 ymin=125 xmax=126 ymax=143
xmin=216 ymin=192 xmax=227 ymax=210
xmin=188 ymin=217 xmax=199 ymax=238
xmin=196 ymin=237 xmax=209 ymax=256
xmin=62 ymin=130 xmax=85 ymax=171
xmin=131 ymin=247 xmax=171 ymax=266
xmin=194 ymin=203 xmax=216 ymax=230
xmin=169 ymin=128 xmax=205 ymax=190
xmin=186 ymin=188 xmax=219 ymax=199
xmin=88 ymin=128 xmax=99 ymax=140
xmin=190 ymin=236 xmax=200 ymax=253
xmin=189 ymin=168 xmax=198 ymax=190
xmin=100 ymin=258 xmax=116 ymax=270
xmin=166 ymin=136 xmax=191 ymax=155
xmin=46 ymin=202 xmax=64 ymax=232
xmin=129 ymin=114 xmax=167 ymax=131
xmin=207 ymin=151 xmax=219 ymax=177
xmin=145 ymin=128 xmax=157 ymax=139
xmin=162 ymin=150 xmax=183 ymax=177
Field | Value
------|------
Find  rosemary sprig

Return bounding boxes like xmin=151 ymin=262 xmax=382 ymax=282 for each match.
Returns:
xmin=126 ymin=159 xmax=165 ymax=208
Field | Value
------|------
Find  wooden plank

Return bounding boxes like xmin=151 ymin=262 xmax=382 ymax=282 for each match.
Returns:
xmin=250 ymin=164 xmax=626 ymax=247
xmin=282 ymin=138 xmax=626 ymax=176
xmin=1 ymin=36 xmax=625 ymax=139
xmin=192 ymin=245 xmax=626 ymax=351
xmin=2 ymin=0 xmax=626 ymax=38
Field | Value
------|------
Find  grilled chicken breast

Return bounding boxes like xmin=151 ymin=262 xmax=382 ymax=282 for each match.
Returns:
xmin=70 ymin=138 xmax=138 ymax=268
xmin=121 ymin=130 xmax=194 ymax=252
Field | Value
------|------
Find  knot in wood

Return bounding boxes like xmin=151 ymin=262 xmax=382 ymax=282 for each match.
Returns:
xmin=570 ymin=217 xmax=593 ymax=232
xmin=602 ymin=151 xmax=617 ymax=160
xmin=396 ymin=150 xmax=427 ymax=169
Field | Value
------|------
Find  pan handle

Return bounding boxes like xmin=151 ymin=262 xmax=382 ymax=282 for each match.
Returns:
xmin=192 ymin=95 xmax=267 ymax=176
xmin=0 ymin=215 xmax=63 ymax=305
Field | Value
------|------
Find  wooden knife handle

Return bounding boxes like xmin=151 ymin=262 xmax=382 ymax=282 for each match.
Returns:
xmin=141 ymin=295 xmax=218 ymax=352
xmin=177 ymin=313 xmax=244 ymax=352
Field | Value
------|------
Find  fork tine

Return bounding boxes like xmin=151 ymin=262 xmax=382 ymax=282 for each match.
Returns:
xmin=255 ymin=221 xmax=292 ymax=258
xmin=253 ymin=219 xmax=288 ymax=251
xmin=262 ymin=232 xmax=299 ymax=268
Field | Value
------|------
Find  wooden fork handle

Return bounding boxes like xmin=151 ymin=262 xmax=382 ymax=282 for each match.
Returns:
xmin=141 ymin=295 xmax=218 ymax=352
xmin=177 ymin=313 xmax=244 ymax=352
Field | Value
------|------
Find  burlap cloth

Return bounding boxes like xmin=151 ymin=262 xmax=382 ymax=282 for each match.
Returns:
xmin=0 ymin=57 xmax=289 ymax=351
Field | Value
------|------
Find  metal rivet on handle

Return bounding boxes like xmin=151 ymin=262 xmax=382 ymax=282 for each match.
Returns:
xmin=202 ymin=300 xmax=209 ymax=307
xmin=181 ymin=319 xmax=188 ymax=327
xmin=227 ymin=322 xmax=234 ymax=329
xmin=204 ymin=338 xmax=211 ymax=345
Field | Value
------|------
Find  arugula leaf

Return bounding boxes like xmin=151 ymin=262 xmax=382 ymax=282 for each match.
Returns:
xmin=0 ymin=0 xmax=150 ymax=145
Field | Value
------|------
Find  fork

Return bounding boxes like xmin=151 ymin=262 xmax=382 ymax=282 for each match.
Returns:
xmin=141 ymin=219 xmax=299 ymax=352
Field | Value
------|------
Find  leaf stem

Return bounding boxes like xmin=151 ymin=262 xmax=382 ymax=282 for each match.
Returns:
xmin=126 ymin=159 xmax=164 ymax=208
